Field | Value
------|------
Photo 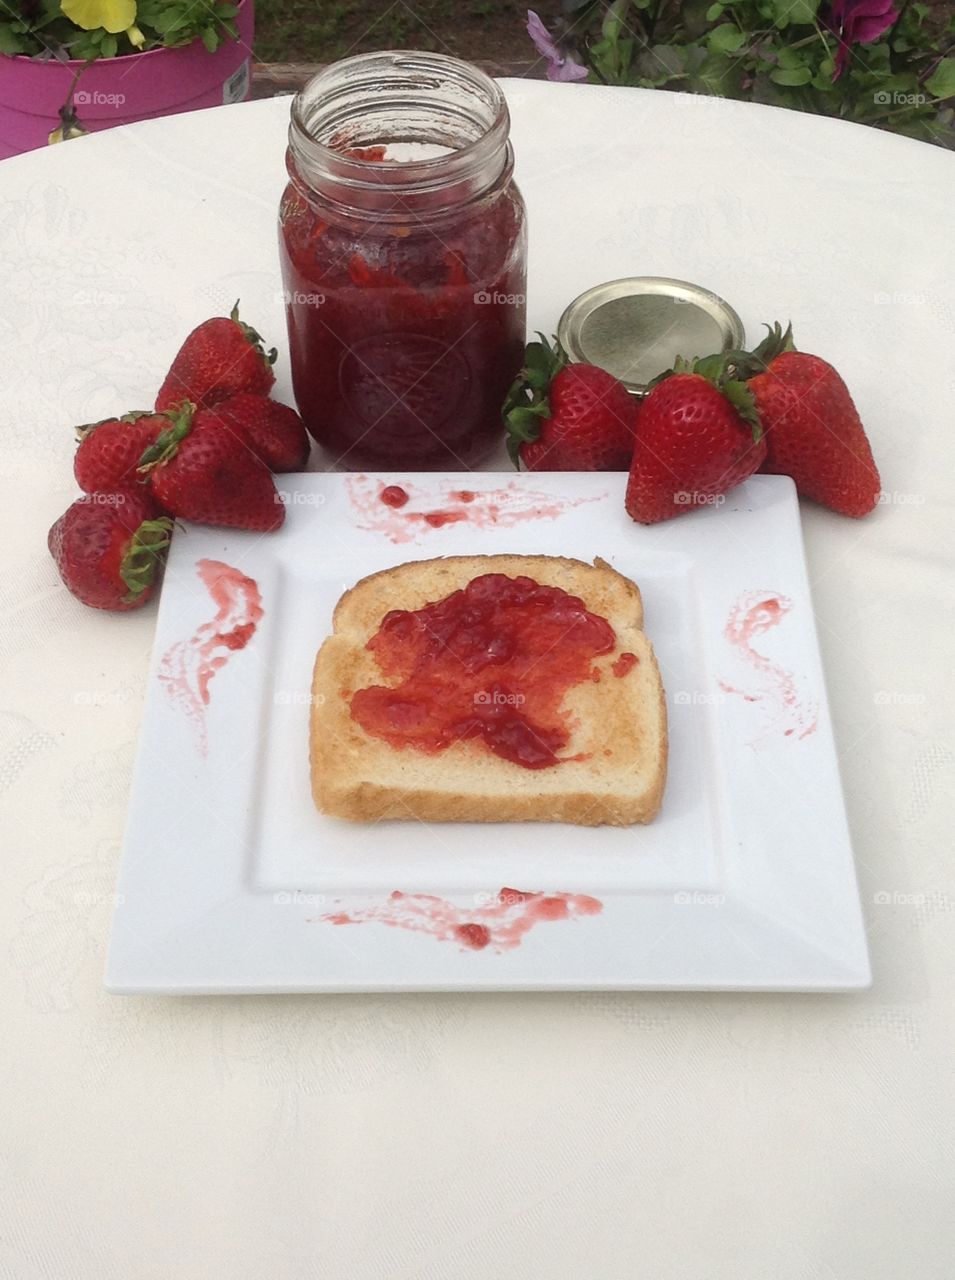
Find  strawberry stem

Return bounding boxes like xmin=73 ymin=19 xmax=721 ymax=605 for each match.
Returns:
xmin=137 ymin=402 xmax=195 ymax=473
xmin=230 ymin=298 xmax=278 ymax=369
xmin=752 ymin=321 xmax=796 ymax=366
xmin=120 ymin=516 xmax=173 ymax=601
xmin=502 ymin=333 xmax=568 ymax=469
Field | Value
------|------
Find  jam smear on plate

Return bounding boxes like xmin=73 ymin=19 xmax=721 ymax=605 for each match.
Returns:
xmin=379 ymin=485 xmax=410 ymax=508
xmin=349 ymin=573 xmax=616 ymax=768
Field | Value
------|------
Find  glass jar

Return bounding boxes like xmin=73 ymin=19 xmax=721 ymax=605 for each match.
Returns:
xmin=279 ymin=52 xmax=527 ymax=471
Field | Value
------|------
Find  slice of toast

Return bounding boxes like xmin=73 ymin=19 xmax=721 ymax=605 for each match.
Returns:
xmin=310 ymin=554 xmax=667 ymax=826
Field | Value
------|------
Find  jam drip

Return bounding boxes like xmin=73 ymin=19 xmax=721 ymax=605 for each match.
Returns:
xmin=350 ymin=573 xmax=616 ymax=769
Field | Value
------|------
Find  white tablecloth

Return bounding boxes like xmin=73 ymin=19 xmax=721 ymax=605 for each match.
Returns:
xmin=2 ymin=83 xmax=954 ymax=1278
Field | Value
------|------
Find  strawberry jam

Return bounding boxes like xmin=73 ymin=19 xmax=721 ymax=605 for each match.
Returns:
xmin=279 ymin=54 xmax=527 ymax=470
xmin=350 ymin=573 xmax=616 ymax=769
xmin=380 ymin=485 xmax=410 ymax=508
xmin=612 ymin=652 xmax=638 ymax=677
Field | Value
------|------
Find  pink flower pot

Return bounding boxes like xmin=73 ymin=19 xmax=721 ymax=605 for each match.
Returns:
xmin=0 ymin=0 xmax=254 ymax=160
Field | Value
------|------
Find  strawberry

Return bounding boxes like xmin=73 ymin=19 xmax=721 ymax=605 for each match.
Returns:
xmin=743 ymin=324 xmax=880 ymax=517
xmin=74 ymin=412 xmax=168 ymax=497
xmin=625 ymin=355 xmax=766 ymax=524
xmin=137 ymin=403 xmax=284 ymax=532
xmin=155 ymin=301 xmax=277 ymax=412
xmin=504 ymin=335 xmax=637 ymax=470
xmin=48 ymin=489 xmax=172 ymax=612
xmin=204 ymin=393 xmax=310 ymax=472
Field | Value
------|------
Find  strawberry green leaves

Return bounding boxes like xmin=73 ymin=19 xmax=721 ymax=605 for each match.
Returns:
xmin=120 ymin=517 xmax=173 ymax=601
xmin=502 ymin=334 xmax=568 ymax=467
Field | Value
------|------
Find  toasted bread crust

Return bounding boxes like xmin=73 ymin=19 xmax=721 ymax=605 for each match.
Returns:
xmin=310 ymin=555 xmax=667 ymax=827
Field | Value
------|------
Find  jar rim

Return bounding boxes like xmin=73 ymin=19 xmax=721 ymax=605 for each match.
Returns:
xmin=288 ymin=50 xmax=511 ymax=198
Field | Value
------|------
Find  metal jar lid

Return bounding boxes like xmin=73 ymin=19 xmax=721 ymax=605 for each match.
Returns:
xmin=557 ymin=277 xmax=745 ymax=396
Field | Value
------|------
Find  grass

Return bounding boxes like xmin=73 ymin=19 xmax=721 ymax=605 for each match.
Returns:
xmin=252 ymin=0 xmax=526 ymax=65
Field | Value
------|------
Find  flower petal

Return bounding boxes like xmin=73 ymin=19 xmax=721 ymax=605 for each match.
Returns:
xmin=851 ymin=11 xmax=897 ymax=43
xmin=549 ymin=56 xmax=589 ymax=83
xmin=61 ymin=0 xmax=137 ymax=34
xmin=526 ymin=9 xmax=561 ymax=64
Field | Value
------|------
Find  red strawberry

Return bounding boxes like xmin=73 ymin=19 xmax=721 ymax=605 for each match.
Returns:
xmin=744 ymin=324 xmax=880 ymax=517
xmin=204 ymin=393 xmax=310 ymax=472
xmin=625 ymin=356 xmax=766 ymax=524
xmin=74 ymin=412 xmax=168 ymax=497
xmin=504 ymin=335 xmax=637 ymax=470
xmin=48 ymin=489 xmax=172 ymax=612
xmin=155 ymin=301 xmax=277 ymax=412
xmin=138 ymin=403 xmax=284 ymax=532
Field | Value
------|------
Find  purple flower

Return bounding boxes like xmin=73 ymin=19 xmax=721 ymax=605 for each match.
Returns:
xmin=526 ymin=10 xmax=589 ymax=83
xmin=826 ymin=0 xmax=899 ymax=79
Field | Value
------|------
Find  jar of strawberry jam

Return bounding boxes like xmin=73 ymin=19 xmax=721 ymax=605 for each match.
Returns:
xmin=279 ymin=52 xmax=528 ymax=470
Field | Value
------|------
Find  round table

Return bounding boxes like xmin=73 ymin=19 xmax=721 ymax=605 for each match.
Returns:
xmin=2 ymin=83 xmax=954 ymax=1278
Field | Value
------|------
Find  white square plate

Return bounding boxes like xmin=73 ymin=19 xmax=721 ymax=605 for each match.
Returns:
xmin=107 ymin=473 xmax=870 ymax=993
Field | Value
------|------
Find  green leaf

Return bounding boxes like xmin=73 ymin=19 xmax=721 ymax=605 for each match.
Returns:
xmin=770 ymin=66 xmax=813 ymax=86
xmin=507 ymin=406 xmax=548 ymax=433
xmin=150 ymin=11 xmax=180 ymax=32
xmin=682 ymin=0 xmax=715 ymax=38
xmin=926 ymin=58 xmax=955 ymax=102
xmin=600 ymin=0 xmax=628 ymax=40
xmin=893 ymin=114 xmax=955 ymax=147
xmin=780 ymin=0 xmax=819 ymax=22
xmin=705 ymin=1 xmax=724 ymax=16
xmin=100 ymin=31 xmax=117 ymax=56
xmin=721 ymin=378 xmax=763 ymax=440
xmin=120 ymin=517 xmax=172 ymax=600
xmin=636 ymin=41 xmax=698 ymax=81
xmin=708 ymin=21 xmax=745 ymax=53
xmin=776 ymin=45 xmax=809 ymax=69
xmin=201 ymin=25 xmax=218 ymax=51
xmin=0 ymin=27 xmax=25 ymax=52
xmin=691 ymin=51 xmax=744 ymax=97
